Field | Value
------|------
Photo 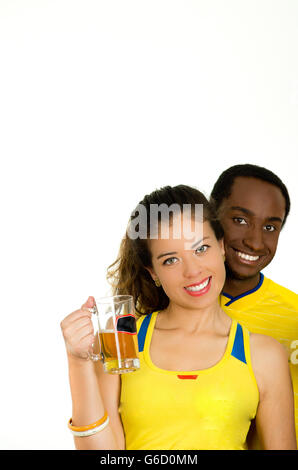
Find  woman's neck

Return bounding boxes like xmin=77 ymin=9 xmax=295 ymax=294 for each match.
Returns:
xmin=157 ymin=301 xmax=230 ymax=335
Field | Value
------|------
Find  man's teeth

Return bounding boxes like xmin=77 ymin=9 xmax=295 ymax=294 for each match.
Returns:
xmin=237 ymin=250 xmax=259 ymax=261
xmin=185 ymin=278 xmax=210 ymax=292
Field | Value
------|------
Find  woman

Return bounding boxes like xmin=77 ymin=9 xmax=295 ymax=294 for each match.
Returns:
xmin=60 ymin=185 xmax=296 ymax=450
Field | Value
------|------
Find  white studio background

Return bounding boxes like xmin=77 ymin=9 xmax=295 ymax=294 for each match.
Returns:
xmin=0 ymin=0 xmax=297 ymax=449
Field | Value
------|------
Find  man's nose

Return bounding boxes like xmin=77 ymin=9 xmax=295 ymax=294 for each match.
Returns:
xmin=243 ymin=225 xmax=265 ymax=252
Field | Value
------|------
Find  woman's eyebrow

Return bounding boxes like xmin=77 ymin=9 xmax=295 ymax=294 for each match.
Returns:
xmin=191 ymin=236 xmax=211 ymax=249
xmin=156 ymin=236 xmax=211 ymax=259
xmin=157 ymin=251 xmax=177 ymax=260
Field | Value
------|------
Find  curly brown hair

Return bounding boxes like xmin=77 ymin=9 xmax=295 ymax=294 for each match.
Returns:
xmin=106 ymin=185 xmax=223 ymax=316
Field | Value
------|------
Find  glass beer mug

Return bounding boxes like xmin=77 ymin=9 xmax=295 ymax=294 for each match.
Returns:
xmin=89 ymin=295 xmax=140 ymax=374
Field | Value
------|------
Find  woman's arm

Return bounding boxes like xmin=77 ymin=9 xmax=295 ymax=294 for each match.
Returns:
xmin=61 ymin=297 xmax=125 ymax=450
xmin=250 ymin=334 xmax=297 ymax=450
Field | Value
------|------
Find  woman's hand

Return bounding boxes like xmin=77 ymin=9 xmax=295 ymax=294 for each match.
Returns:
xmin=60 ymin=296 xmax=96 ymax=360
xmin=61 ymin=297 xmax=124 ymax=450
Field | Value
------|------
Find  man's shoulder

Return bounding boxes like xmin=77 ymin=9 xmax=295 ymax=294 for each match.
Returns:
xmin=264 ymin=276 xmax=298 ymax=309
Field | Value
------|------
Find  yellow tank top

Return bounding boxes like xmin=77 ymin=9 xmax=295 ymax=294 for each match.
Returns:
xmin=119 ymin=311 xmax=259 ymax=450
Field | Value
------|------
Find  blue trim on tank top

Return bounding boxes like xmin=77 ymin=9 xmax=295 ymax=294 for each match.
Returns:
xmin=231 ymin=323 xmax=246 ymax=364
xmin=137 ymin=313 xmax=152 ymax=352
xmin=138 ymin=312 xmax=247 ymax=366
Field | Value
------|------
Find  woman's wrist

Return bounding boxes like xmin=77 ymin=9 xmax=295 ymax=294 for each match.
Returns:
xmin=67 ymin=350 xmax=94 ymax=369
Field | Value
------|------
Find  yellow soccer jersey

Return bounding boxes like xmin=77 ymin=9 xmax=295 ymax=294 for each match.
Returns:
xmin=220 ymin=273 xmax=298 ymax=444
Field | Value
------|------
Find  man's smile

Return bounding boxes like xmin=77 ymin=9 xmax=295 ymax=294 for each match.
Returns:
xmin=231 ymin=248 xmax=266 ymax=265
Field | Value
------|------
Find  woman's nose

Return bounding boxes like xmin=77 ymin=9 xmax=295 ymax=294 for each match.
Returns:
xmin=182 ymin=256 xmax=203 ymax=279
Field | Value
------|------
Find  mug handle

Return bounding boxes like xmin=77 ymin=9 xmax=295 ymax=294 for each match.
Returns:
xmin=88 ymin=305 xmax=104 ymax=362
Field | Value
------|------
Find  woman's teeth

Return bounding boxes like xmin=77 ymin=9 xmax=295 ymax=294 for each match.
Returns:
xmin=185 ymin=278 xmax=210 ymax=292
xmin=237 ymin=250 xmax=259 ymax=261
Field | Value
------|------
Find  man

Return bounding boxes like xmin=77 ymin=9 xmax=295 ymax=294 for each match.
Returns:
xmin=210 ymin=163 xmax=298 ymax=447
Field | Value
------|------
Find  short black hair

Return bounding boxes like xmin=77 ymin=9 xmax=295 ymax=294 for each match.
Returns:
xmin=210 ymin=164 xmax=291 ymax=227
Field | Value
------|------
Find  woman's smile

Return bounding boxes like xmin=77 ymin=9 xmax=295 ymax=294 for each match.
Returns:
xmin=184 ymin=276 xmax=212 ymax=296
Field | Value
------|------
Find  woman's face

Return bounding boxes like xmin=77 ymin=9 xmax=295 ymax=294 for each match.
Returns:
xmin=147 ymin=213 xmax=226 ymax=311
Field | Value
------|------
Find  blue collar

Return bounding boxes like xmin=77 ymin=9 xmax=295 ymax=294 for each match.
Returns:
xmin=222 ymin=273 xmax=264 ymax=306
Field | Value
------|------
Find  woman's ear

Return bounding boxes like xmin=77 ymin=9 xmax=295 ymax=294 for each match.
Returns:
xmin=218 ymin=238 xmax=225 ymax=257
xmin=146 ymin=267 xmax=161 ymax=288
xmin=145 ymin=266 xmax=158 ymax=282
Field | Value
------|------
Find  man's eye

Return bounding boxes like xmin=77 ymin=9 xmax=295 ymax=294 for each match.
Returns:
xmin=233 ymin=217 xmax=247 ymax=225
xmin=163 ymin=257 xmax=178 ymax=266
xmin=264 ymin=224 xmax=276 ymax=232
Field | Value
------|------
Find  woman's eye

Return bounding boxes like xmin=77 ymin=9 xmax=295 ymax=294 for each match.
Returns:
xmin=233 ymin=217 xmax=247 ymax=225
xmin=163 ymin=257 xmax=178 ymax=266
xmin=195 ymin=245 xmax=209 ymax=254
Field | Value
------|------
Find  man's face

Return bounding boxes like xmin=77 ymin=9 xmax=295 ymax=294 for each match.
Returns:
xmin=218 ymin=176 xmax=286 ymax=281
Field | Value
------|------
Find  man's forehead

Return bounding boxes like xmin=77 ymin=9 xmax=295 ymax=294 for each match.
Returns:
xmin=226 ymin=177 xmax=284 ymax=202
xmin=220 ymin=176 xmax=286 ymax=217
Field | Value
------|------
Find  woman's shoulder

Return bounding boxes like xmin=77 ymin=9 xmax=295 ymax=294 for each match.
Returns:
xmin=249 ymin=331 xmax=288 ymax=361
xmin=248 ymin=331 xmax=290 ymax=396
